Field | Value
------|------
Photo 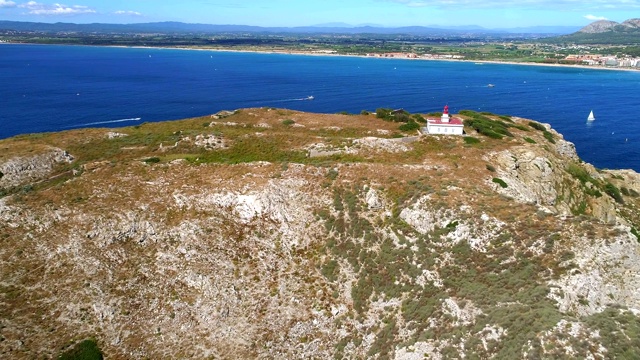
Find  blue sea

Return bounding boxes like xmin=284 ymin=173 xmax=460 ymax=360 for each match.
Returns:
xmin=1 ymin=44 xmax=640 ymax=171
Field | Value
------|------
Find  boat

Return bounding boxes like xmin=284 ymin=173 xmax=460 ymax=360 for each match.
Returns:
xmin=307 ymin=96 xmax=314 ymax=100
xmin=487 ymin=84 xmax=495 ymax=88
xmin=587 ymin=110 xmax=595 ymax=121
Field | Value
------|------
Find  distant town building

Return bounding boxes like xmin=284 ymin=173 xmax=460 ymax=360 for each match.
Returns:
xmin=604 ymin=58 xmax=619 ymax=66
xmin=564 ymin=54 xmax=603 ymax=63
xmin=423 ymin=105 xmax=464 ymax=135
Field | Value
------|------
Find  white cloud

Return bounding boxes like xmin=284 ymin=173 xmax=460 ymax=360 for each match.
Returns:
xmin=385 ymin=0 xmax=640 ymax=9
xmin=584 ymin=14 xmax=609 ymax=20
xmin=114 ymin=10 xmax=142 ymax=16
xmin=0 ymin=0 xmax=17 ymax=8
xmin=19 ymin=2 xmax=96 ymax=15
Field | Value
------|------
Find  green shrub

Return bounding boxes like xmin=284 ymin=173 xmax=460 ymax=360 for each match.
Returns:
xmin=528 ymin=121 xmax=546 ymax=131
xmin=511 ymin=124 xmax=531 ymax=132
xmin=58 ymin=339 xmax=103 ymax=360
xmin=566 ymin=163 xmax=593 ymax=184
xmin=282 ymin=119 xmax=295 ymax=126
xmin=459 ymin=110 xmax=479 ymax=117
xmin=584 ymin=308 xmax=640 ymax=358
xmin=360 ymin=110 xmax=370 ymax=115
xmin=412 ymin=114 xmax=427 ymax=123
xmin=376 ymin=108 xmax=412 ymax=122
xmin=376 ymin=108 xmax=392 ymax=120
xmin=143 ymin=157 xmax=160 ymax=164
xmin=565 ymin=164 xmax=601 ymax=198
xmin=393 ymin=112 xmax=411 ymax=123
xmin=543 ymin=131 xmax=556 ymax=144
xmin=604 ymin=182 xmax=624 ymax=204
xmin=524 ymin=137 xmax=536 ymax=144
xmin=462 ymin=110 xmax=514 ymax=139
xmin=486 ymin=164 xmax=496 ymax=172
xmin=573 ymin=200 xmax=588 ymax=216
xmin=631 ymin=227 xmax=640 ymax=242
xmin=463 ymin=136 xmax=481 ymax=145
xmin=620 ymin=186 xmax=639 ymax=197
xmin=321 ymin=260 xmax=340 ymax=282
xmin=492 ymin=178 xmax=508 ymax=188
xmin=399 ymin=121 xmax=420 ymax=131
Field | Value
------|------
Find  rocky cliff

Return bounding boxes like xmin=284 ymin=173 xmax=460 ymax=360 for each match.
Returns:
xmin=578 ymin=18 xmax=640 ymax=33
xmin=1 ymin=108 xmax=640 ymax=359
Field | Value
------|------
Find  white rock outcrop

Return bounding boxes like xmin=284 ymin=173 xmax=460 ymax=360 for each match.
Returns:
xmin=0 ymin=147 xmax=73 ymax=188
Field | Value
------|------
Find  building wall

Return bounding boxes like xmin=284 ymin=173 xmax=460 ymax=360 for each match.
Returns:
xmin=426 ymin=124 xmax=464 ymax=135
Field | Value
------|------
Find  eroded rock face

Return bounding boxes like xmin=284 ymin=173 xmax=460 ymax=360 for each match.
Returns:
xmin=0 ymin=147 xmax=73 ymax=189
xmin=549 ymin=228 xmax=640 ymax=316
xmin=555 ymin=138 xmax=579 ymax=162
xmin=488 ymin=148 xmax=559 ymax=207
xmin=485 ymin=141 xmax=619 ymax=223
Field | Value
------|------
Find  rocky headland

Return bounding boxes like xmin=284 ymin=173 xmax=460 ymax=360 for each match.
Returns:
xmin=1 ymin=108 xmax=639 ymax=359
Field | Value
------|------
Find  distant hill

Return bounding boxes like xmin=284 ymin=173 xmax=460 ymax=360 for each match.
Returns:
xmin=546 ymin=18 xmax=640 ymax=44
xmin=0 ymin=20 xmax=577 ymax=37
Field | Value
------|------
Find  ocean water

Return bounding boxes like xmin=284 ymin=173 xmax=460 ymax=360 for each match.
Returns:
xmin=1 ymin=44 xmax=640 ymax=171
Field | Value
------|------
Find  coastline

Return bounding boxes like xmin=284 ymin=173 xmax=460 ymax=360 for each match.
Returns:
xmin=3 ymin=41 xmax=639 ymax=73
xmin=156 ymin=46 xmax=640 ymax=73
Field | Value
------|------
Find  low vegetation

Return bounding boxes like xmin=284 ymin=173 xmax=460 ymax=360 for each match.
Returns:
xmin=463 ymin=136 xmax=481 ymax=145
xmin=492 ymin=177 xmax=508 ymax=188
xmin=461 ymin=110 xmax=517 ymax=139
xmin=528 ymin=121 xmax=556 ymax=143
xmin=58 ymin=339 xmax=103 ymax=360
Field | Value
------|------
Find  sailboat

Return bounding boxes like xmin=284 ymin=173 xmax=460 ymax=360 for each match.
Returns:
xmin=587 ymin=110 xmax=595 ymax=121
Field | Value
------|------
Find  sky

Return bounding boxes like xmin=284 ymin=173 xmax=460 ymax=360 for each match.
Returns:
xmin=0 ymin=0 xmax=638 ymax=28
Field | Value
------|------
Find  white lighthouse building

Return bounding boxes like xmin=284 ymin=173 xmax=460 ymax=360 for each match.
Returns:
xmin=424 ymin=105 xmax=464 ymax=135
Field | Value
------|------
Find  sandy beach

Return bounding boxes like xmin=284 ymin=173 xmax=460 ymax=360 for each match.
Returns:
xmin=3 ymin=41 xmax=638 ymax=72
xmin=144 ymin=45 xmax=640 ymax=73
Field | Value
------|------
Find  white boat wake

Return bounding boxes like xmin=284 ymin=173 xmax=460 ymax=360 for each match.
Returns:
xmin=76 ymin=117 xmax=142 ymax=127
xmin=262 ymin=96 xmax=315 ymax=104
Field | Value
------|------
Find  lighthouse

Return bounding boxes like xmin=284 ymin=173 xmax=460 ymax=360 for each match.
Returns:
xmin=423 ymin=105 xmax=464 ymax=135
xmin=441 ymin=105 xmax=451 ymax=123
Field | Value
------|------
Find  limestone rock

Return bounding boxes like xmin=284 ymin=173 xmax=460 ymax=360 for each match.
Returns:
xmin=0 ymin=147 xmax=73 ymax=188
xmin=489 ymin=148 xmax=559 ymax=207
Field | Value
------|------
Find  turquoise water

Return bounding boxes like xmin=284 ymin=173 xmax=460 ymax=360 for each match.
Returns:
xmin=1 ymin=44 xmax=639 ymax=170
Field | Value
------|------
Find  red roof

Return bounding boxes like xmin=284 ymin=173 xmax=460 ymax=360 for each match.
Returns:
xmin=427 ymin=117 xmax=464 ymax=125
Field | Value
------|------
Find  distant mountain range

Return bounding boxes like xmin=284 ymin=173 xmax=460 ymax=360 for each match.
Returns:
xmin=548 ymin=18 xmax=640 ymax=44
xmin=0 ymin=20 xmax=581 ymax=37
